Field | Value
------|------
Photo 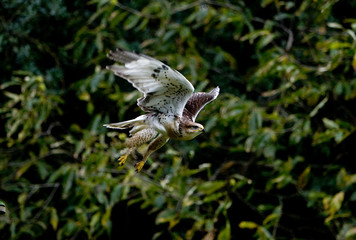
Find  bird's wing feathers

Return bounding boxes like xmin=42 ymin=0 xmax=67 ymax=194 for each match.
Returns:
xmin=107 ymin=48 xmax=194 ymax=116
xmin=183 ymin=87 xmax=220 ymax=121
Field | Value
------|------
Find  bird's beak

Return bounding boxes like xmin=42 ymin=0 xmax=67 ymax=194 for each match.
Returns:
xmin=201 ymin=127 xmax=205 ymax=133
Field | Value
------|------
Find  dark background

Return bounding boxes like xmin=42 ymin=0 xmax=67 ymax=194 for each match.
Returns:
xmin=1 ymin=0 xmax=356 ymax=239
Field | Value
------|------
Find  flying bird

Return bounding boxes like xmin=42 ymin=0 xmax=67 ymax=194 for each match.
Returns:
xmin=104 ymin=48 xmax=220 ymax=172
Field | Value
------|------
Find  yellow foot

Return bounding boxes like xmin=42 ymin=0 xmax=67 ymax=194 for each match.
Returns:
xmin=117 ymin=155 xmax=128 ymax=166
xmin=135 ymin=161 xmax=145 ymax=173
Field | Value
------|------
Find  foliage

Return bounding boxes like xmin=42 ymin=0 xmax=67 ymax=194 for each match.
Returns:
xmin=1 ymin=0 xmax=356 ymax=239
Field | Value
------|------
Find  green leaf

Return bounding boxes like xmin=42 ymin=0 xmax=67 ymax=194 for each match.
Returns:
xmin=248 ymin=109 xmax=263 ymax=133
xmin=239 ymin=221 xmax=258 ymax=229
xmin=90 ymin=212 xmax=101 ymax=228
xmin=327 ymin=22 xmax=343 ymax=29
xmin=63 ymin=170 xmax=75 ymax=198
xmin=197 ymin=181 xmax=226 ymax=195
xmin=257 ymin=226 xmax=274 ymax=240
xmin=101 ymin=207 xmax=112 ymax=230
xmin=330 ymin=191 xmax=344 ymax=215
xmin=124 ymin=14 xmax=140 ymax=30
xmin=217 ymin=220 xmax=231 ymax=240
xmin=203 ymin=192 xmax=224 ymax=202
xmin=110 ymin=185 xmax=123 ymax=206
xmin=240 ymin=30 xmax=270 ymax=43
xmin=18 ymin=192 xmax=27 ymax=205
xmin=346 ymin=227 xmax=356 ymax=239
xmin=298 ymin=166 xmax=311 ymax=189
xmin=156 ymin=209 xmax=176 ymax=225
xmin=15 ymin=161 xmax=35 ymax=180
xmin=36 ymin=161 xmax=49 ymax=180
xmin=261 ymin=0 xmax=274 ymax=7
xmin=50 ymin=207 xmax=59 ymax=231
xmin=322 ymin=118 xmax=339 ymax=129
xmin=79 ymin=91 xmax=90 ymax=101
xmin=180 ymin=26 xmax=191 ymax=40
xmin=263 ymin=211 xmax=281 ymax=226
xmin=154 ymin=195 xmax=165 ymax=208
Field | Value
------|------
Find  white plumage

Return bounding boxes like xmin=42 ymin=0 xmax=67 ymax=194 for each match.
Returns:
xmin=107 ymin=52 xmax=194 ymax=116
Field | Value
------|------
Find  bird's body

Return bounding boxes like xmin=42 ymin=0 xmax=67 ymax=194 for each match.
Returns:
xmin=104 ymin=48 xmax=219 ymax=172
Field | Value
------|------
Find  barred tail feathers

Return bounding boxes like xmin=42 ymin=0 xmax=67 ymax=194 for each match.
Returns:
xmin=103 ymin=115 xmax=146 ymax=129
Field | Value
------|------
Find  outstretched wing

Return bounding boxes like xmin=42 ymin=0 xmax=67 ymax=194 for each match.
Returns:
xmin=106 ymin=48 xmax=194 ymax=117
xmin=183 ymin=87 xmax=220 ymax=121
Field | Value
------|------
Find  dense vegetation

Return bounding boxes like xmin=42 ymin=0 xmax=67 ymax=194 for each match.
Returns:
xmin=1 ymin=0 xmax=356 ymax=239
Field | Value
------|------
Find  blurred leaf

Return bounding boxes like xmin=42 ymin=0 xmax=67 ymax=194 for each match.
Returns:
xmin=50 ymin=207 xmax=59 ymax=231
xmin=197 ymin=181 xmax=225 ymax=195
xmin=309 ymin=97 xmax=328 ymax=117
xmin=90 ymin=212 xmax=101 ymax=228
xmin=156 ymin=209 xmax=176 ymax=225
xmin=248 ymin=109 xmax=263 ymax=134
xmin=36 ymin=161 xmax=50 ymax=180
xmin=298 ymin=166 xmax=311 ymax=189
xmin=217 ymin=220 xmax=231 ymax=240
xmin=15 ymin=161 xmax=35 ymax=180
xmin=110 ymin=185 xmax=123 ymax=206
xmin=322 ymin=118 xmax=339 ymax=129
xmin=239 ymin=221 xmax=258 ymax=229
xmin=63 ymin=169 xmax=75 ymax=198
xmin=346 ymin=227 xmax=356 ymax=239
xmin=124 ymin=14 xmax=141 ymax=30
xmin=101 ymin=207 xmax=112 ymax=230
xmin=330 ymin=191 xmax=345 ymax=215
xmin=18 ymin=192 xmax=27 ymax=206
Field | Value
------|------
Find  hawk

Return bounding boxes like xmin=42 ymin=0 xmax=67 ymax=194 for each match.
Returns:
xmin=104 ymin=48 xmax=220 ymax=172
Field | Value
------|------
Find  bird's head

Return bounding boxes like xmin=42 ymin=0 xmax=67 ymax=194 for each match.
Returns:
xmin=179 ymin=122 xmax=205 ymax=140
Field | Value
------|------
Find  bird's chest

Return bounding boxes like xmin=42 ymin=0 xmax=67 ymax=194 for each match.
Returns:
xmin=152 ymin=114 xmax=181 ymax=139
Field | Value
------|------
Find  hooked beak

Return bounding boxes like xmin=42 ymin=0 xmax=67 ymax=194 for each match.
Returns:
xmin=193 ymin=127 xmax=205 ymax=133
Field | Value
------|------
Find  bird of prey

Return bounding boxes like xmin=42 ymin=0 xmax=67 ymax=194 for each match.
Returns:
xmin=104 ymin=48 xmax=220 ymax=172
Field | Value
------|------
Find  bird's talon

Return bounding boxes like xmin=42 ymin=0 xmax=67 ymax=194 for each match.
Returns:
xmin=118 ymin=155 xmax=128 ymax=166
xmin=135 ymin=161 xmax=145 ymax=173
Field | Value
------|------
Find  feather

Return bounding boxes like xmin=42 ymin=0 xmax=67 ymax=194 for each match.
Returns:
xmin=183 ymin=87 xmax=220 ymax=121
xmin=106 ymin=49 xmax=194 ymax=117
xmin=103 ymin=115 xmax=147 ymax=129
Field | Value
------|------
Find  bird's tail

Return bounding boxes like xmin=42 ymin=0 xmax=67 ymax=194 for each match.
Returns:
xmin=104 ymin=115 xmax=147 ymax=129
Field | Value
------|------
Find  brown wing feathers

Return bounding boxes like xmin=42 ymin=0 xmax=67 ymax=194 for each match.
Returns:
xmin=183 ymin=87 xmax=220 ymax=121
